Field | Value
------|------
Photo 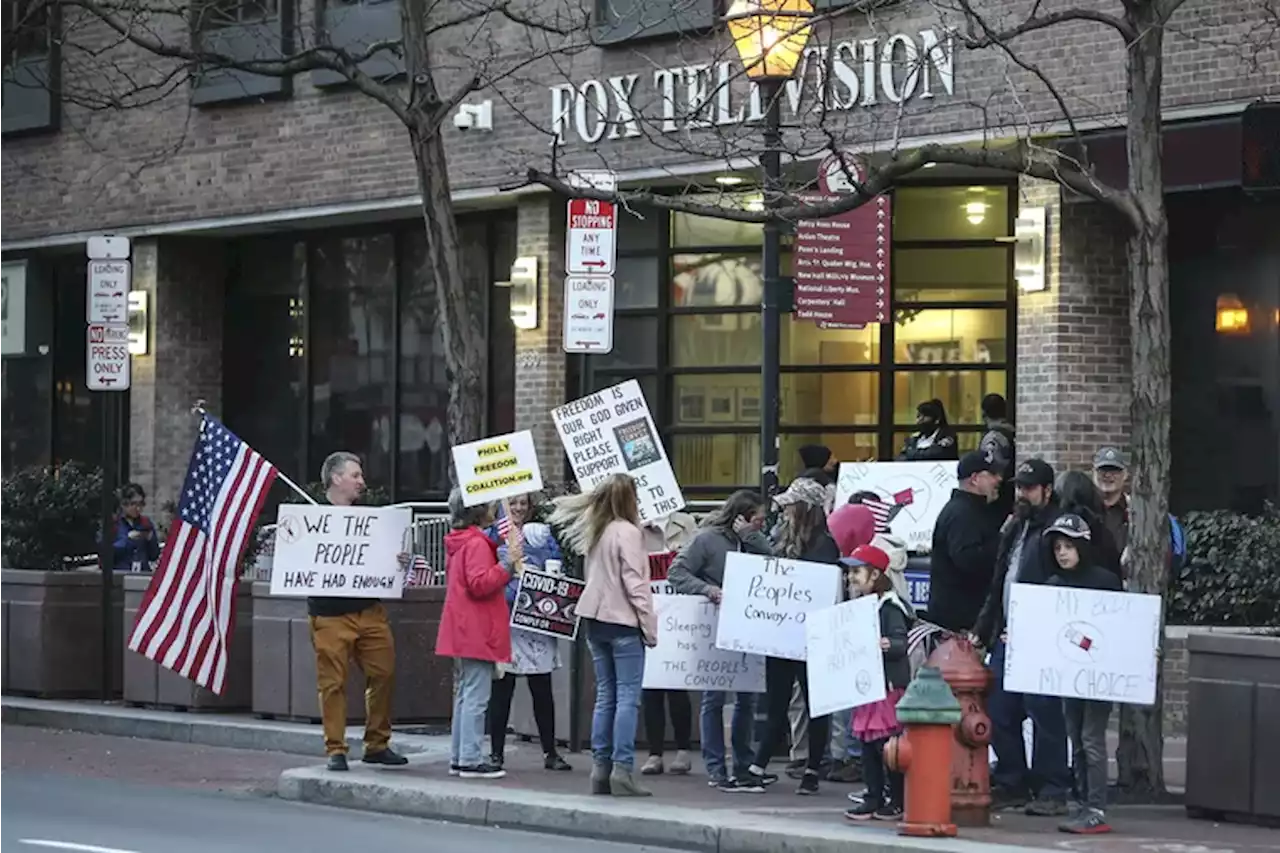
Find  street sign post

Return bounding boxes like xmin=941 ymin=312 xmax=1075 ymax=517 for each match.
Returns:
xmin=87 ymin=259 xmax=131 ymax=324
xmin=86 ymin=323 xmax=131 ymax=391
xmin=563 ymin=275 xmax=615 ymax=353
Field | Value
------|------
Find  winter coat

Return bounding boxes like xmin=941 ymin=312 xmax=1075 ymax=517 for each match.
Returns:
xmin=926 ymin=489 xmax=1003 ymax=632
xmin=577 ymin=520 xmax=657 ymax=644
xmin=111 ymin=515 xmax=160 ymax=571
xmin=871 ymin=532 xmax=913 ymax=615
xmin=877 ymin=591 xmax=913 ymax=690
xmin=436 ymin=526 xmax=512 ymax=663
xmin=974 ymin=502 xmax=1063 ymax=648
xmin=1046 ymin=561 xmax=1124 ymax=593
xmin=897 ymin=427 xmax=959 ymax=462
xmin=666 ymin=525 xmax=774 ymax=596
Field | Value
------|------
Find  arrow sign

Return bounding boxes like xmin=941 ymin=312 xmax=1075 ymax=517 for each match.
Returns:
xmin=566 ymin=195 xmax=618 ymax=276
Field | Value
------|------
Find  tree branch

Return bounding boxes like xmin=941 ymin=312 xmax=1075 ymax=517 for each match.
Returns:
xmin=952 ymin=2 xmax=1137 ymax=44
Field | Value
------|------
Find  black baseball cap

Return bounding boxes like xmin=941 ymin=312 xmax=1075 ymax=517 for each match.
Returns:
xmin=1044 ymin=513 xmax=1091 ymax=540
xmin=957 ymin=450 xmax=1001 ymax=480
xmin=1093 ymin=446 xmax=1127 ymax=470
xmin=1014 ymin=458 xmax=1055 ymax=487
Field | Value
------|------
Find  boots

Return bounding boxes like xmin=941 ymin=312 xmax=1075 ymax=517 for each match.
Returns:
xmin=590 ymin=761 xmax=613 ymax=795
xmin=668 ymin=750 xmax=692 ymax=775
xmin=640 ymin=755 xmax=664 ymax=775
xmin=609 ymin=765 xmax=653 ymax=797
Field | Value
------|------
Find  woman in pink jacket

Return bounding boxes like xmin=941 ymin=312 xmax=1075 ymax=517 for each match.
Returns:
xmin=437 ymin=488 xmax=514 ymax=780
xmin=552 ymin=474 xmax=657 ymax=798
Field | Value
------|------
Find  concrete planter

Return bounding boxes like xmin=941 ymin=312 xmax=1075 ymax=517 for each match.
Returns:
xmin=250 ymin=583 xmax=451 ymax=724
xmin=1 ymin=569 xmax=124 ymax=698
xmin=121 ymin=574 xmax=253 ymax=710
xmin=1185 ymin=632 xmax=1280 ymax=825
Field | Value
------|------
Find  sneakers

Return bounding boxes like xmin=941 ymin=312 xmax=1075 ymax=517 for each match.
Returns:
xmin=489 ymin=753 xmax=505 ymax=770
xmin=458 ymin=762 xmax=506 ymax=779
xmin=449 ymin=764 xmax=460 ymax=776
xmin=544 ymin=752 xmax=572 ymax=772
xmin=669 ymin=750 xmax=693 ymax=775
xmin=827 ymin=759 xmax=863 ymax=784
xmin=990 ymin=786 xmax=1030 ymax=811
xmin=845 ymin=798 xmax=883 ymax=821
xmin=720 ymin=776 xmax=765 ymax=794
xmin=873 ymin=803 xmax=904 ymax=822
xmin=640 ymin=755 xmax=665 ymax=775
xmin=326 ymin=754 xmax=349 ymax=772
xmin=1026 ymin=797 xmax=1070 ymax=817
xmin=1059 ymin=809 xmax=1112 ymax=834
xmin=362 ymin=748 xmax=409 ymax=767
xmin=796 ymin=770 xmax=820 ymax=796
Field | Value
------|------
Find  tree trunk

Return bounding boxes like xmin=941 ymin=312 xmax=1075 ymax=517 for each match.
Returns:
xmin=1115 ymin=0 xmax=1173 ymax=798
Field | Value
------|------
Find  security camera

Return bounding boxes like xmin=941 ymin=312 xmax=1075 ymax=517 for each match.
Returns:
xmin=452 ymin=100 xmax=493 ymax=132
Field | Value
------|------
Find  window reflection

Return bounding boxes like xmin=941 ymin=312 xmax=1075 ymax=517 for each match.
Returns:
xmin=894 ymin=186 xmax=1011 ymax=241
xmin=895 ymin=247 xmax=1010 ymax=303
xmin=672 ymin=433 xmax=759 ymax=488
xmin=892 ymin=370 xmax=1007 ymax=424
xmin=672 ymin=253 xmax=762 ymax=307
xmin=780 ymin=433 xmax=878 ymax=480
xmin=782 ymin=318 xmax=879 ymax=365
xmin=894 ymin=308 xmax=1007 ymax=364
xmin=399 ymin=231 xmax=453 ymax=497
xmin=893 ymin=430 xmax=983 ymax=455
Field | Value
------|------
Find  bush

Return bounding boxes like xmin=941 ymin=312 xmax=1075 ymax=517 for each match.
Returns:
xmin=1 ymin=462 xmax=104 ymax=570
xmin=1170 ymin=504 xmax=1280 ymax=626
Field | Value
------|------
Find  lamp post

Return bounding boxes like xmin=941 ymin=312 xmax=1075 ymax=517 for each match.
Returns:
xmin=726 ymin=0 xmax=814 ymax=500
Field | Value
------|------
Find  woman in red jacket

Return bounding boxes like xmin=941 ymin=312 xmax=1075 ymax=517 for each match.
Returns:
xmin=437 ymin=488 xmax=514 ymax=780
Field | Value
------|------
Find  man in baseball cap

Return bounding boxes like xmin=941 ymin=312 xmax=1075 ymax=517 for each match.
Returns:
xmin=925 ymin=450 xmax=1005 ymax=634
xmin=1092 ymin=447 xmax=1129 ymax=556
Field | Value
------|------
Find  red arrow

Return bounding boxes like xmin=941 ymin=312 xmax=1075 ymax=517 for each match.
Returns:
xmin=581 ymin=260 xmax=607 ymax=268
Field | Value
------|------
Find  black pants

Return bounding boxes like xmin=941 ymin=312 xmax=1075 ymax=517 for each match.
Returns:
xmin=642 ymin=689 xmax=693 ymax=756
xmin=489 ymin=672 xmax=557 ymax=757
xmin=752 ymin=657 xmax=829 ymax=772
xmin=861 ymin=737 xmax=905 ymax=807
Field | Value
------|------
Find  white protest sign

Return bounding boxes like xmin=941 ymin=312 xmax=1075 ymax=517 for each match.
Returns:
xmin=451 ymin=430 xmax=543 ymax=507
xmin=715 ymin=553 xmax=842 ymax=662
xmin=551 ymin=379 xmax=684 ymax=523
xmin=644 ymin=583 xmax=766 ymax=692
xmin=270 ymin=505 xmax=413 ymax=598
xmin=834 ymin=461 xmax=956 ymax=550
xmin=1004 ymin=583 xmax=1162 ymax=706
xmin=805 ymin=597 xmax=888 ymax=716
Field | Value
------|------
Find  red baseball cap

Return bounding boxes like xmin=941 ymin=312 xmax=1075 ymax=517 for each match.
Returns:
xmin=838 ymin=544 xmax=890 ymax=572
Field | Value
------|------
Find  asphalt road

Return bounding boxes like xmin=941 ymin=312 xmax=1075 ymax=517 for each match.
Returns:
xmin=1 ymin=773 xmax=681 ymax=853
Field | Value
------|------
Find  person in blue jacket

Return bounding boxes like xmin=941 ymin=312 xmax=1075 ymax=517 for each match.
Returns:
xmin=112 ymin=483 xmax=160 ymax=571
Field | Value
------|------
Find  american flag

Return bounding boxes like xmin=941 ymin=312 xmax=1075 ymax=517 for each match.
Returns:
xmin=861 ymin=489 xmax=913 ymax=534
xmin=128 ymin=415 xmax=277 ymax=695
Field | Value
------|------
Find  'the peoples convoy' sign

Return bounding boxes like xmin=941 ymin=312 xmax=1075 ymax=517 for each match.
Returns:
xmin=715 ymin=553 xmax=842 ymax=662
xmin=270 ymin=505 xmax=412 ymax=598
xmin=643 ymin=583 xmax=766 ymax=693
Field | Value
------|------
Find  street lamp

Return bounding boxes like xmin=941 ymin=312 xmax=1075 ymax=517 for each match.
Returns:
xmin=725 ymin=0 xmax=813 ymax=500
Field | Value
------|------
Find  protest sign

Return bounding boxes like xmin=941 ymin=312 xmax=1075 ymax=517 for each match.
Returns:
xmin=451 ymin=430 xmax=543 ymax=507
xmin=643 ymin=583 xmax=766 ymax=692
xmin=805 ymin=597 xmax=887 ymax=716
xmin=833 ymin=461 xmax=956 ymax=550
xmin=715 ymin=553 xmax=842 ymax=661
xmin=270 ymin=504 xmax=412 ymax=598
xmin=551 ymin=379 xmax=684 ymax=523
xmin=1005 ymin=583 xmax=1162 ymax=706
xmin=511 ymin=568 xmax=586 ymax=640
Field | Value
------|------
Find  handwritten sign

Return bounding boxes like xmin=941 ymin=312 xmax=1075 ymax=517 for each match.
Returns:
xmin=1004 ymin=583 xmax=1162 ymax=706
xmin=805 ymin=597 xmax=887 ymax=716
xmin=643 ymin=583 xmax=766 ymax=692
xmin=510 ymin=568 xmax=586 ymax=640
xmin=715 ymin=553 xmax=842 ymax=662
xmin=451 ymin=430 xmax=543 ymax=507
xmin=834 ymin=461 xmax=956 ymax=550
xmin=270 ymin=505 xmax=412 ymax=598
xmin=551 ymin=379 xmax=684 ymax=523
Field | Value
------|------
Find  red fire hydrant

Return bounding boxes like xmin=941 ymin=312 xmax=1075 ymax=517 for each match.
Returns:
xmin=885 ymin=665 xmax=963 ymax=837
xmin=927 ymin=635 xmax=993 ymax=827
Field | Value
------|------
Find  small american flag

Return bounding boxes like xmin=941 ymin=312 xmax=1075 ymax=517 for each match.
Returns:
xmin=406 ymin=554 xmax=432 ymax=588
xmin=861 ymin=492 xmax=912 ymax=534
xmin=128 ymin=415 xmax=277 ymax=695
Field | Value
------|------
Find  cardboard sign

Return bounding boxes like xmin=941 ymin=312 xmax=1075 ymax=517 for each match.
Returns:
xmin=715 ymin=553 xmax=843 ymax=662
xmin=805 ymin=597 xmax=888 ymax=716
xmin=1004 ymin=583 xmax=1163 ymax=706
xmin=510 ymin=568 xmax=586 ymax=640
xmin=834 ymin=461 xmax=957 ymax=550
xmin=551 ymin=379 xmax=684 ymax=523
xmin=270 ymin=505 xmax=412 ymax=598
xmin=643 ymin=583 xmax=766 ymax=693
xmin=451 ymin=430 xmax=543 ymax=507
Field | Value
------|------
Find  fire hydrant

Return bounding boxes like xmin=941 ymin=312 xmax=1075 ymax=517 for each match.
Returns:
xmin=926 ymin=635 xmax=994 ymax=827
xmin=885 ymin=665 xmax=963 ymax=837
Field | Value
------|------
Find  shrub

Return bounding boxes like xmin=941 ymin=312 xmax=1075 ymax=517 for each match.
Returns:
xmin=1170 ymin=504 xmax=1280 ymax=626
xmin=1 ymin=462 xmax=104 ymax=570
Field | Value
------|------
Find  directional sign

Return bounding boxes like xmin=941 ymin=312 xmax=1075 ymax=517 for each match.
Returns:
xmin=563 ymin=275 xmax=615 ymax=354
xmin=566 ymin=197 xmax=617 ymax=276
xmin=86 ymin=323 xmax=131 ymax=391
xmin=87 ymin=259 xmax=131 ymax=324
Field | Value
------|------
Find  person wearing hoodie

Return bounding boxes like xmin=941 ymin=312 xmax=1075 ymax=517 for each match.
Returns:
xmin=667 ymin=490 xmax=771 ymax=788
xmin=897 ymin=399 xmax=959 ymax=462
xmin=437 ymin=487 xmax=515 ymax=780
xmin=979 ymin=394 xmax=1016 ymax=517
xmin=1053 ymin=471 xmax=1123 ymax=579
xmin=797 ymin=444 xmax=838 ymax=486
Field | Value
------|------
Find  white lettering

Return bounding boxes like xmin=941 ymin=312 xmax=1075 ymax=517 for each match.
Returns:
xmin=575 ymin=78 xmax=608 ymax=143
xmin=683 ymin=63 xmax=712 ymax=128
xmin=715 ymin=61 xmax=743 ymax=126
xmin=831 ymin=41 xmax=859 ymax=110
xmin=550 ymin=83 xmax=575 ymax=144
xmin=654 ymin=68 xmax=678 ymax=133
xmin=919 ymin=29 xmax=955 ymax=98
xmin=607 ymin=74 xmax=641 ymax=138
xmin=880 ymin=34 xmax=920 ymax=104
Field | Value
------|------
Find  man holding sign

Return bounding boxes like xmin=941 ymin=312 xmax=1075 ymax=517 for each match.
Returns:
xmin=308 ymin=452 xmax=412 ymax=771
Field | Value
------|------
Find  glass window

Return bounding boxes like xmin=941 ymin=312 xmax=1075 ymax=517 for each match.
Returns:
xmin=617 ymin=207 xmax=663 ymax=252
xmin=893 ymin=308 xmax=1007 ymax=365
xmin=783 ymin=318 xmax=880 ymax=366
xmin=893 ymin=430 xmax=983 ymax=457
xmin=399 ymin=230 xmax=453 ymax=498
xmin=895 ymin=247 xmax=1010 ymax=303
xmin=672 ymin=433 xmax=759 ymax=489
xmin=615 ymin=256 xmax=660 ymax=309
xmin=672 ymin=253 xmax=762 ymax=307
xmin=894 ymin=186 xmax=1011 ymax=241
xmin=309 ymin=234 xmax=395 ymax=489
xmin=893 ymin=370 xmax=1008 ymax=425
xmin=673 ymin=375 xmax=756 ymax=427
xmin=671 ymin=196 xmax=764 ymax=247
xmin=780 ymin=433 xmax=878 ymax=481
xmin=594 ymin=316 xmax=659 ymax=370
xmin=671 ymin=313 xmax=759 ymax=366
xmin=783 ymin=372 xmax=878 ymax=427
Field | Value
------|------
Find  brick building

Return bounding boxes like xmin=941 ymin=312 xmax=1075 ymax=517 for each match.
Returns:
xmin=2 ymin=0 xmax=1277 ymax=515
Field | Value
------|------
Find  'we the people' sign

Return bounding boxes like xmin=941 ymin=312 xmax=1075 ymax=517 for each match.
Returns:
xmin=270 ymin=504 xmax=412 ymax=598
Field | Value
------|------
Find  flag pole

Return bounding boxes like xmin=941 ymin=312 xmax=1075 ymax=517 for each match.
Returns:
xmin=190 ymin=400 xmax=318 ymax=505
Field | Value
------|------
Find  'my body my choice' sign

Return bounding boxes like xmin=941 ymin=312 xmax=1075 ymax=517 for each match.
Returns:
xmin=270 ymin=505 xmax=412 ymax=598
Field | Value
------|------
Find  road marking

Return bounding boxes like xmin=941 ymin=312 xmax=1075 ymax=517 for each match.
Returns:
xmin=18 ymin=840 xmax=141 ymax=853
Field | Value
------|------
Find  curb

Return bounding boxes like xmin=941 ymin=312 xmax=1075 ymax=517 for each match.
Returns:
xmin=1 ymin=697 xmax=448 ymax=760
xmin=277 ymin=767 xmax=1058 ymax=853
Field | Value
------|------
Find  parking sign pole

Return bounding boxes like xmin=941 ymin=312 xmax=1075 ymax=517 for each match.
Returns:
xmin=98 ymin=391 xmax=120 ymax=699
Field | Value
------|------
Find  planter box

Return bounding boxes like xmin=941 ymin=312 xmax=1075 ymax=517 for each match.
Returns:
xmin=1 ymin=569 xmax=124 ymax=698
xmin=121 ymin=574 xmax=253 ymax=710
xmin=1185 ymin=632 xmax=1280 ymax=825
xmin=251 ymin=582 xmax=451 ymax=724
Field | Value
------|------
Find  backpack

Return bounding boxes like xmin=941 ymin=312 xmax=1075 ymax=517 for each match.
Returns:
xmin=1169 ymin=514 xmax=1189 ymax=571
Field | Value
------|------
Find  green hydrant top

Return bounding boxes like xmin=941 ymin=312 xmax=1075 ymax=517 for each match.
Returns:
xmin=894 ymin=665 xmax=963 ymax=725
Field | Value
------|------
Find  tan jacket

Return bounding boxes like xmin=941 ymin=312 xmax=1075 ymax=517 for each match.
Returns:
xmin=578 ymin=519 xmax=657 ymax=645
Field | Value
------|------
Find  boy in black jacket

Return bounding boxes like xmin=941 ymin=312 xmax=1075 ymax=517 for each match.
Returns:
xmin=1043 ymin=513 xmax=1123 ymax=835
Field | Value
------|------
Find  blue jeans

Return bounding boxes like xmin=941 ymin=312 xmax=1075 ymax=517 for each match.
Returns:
xmin=988 ymin=641 xmax=1071 ymax=800
xmin=700 ymin=691 xmax=757 ymax=781
xmin=830 ymin=708 xmax=863 ymax=760
xmin=451 ymin=658 xmax=493 ymax=767
xmin=587 ymin=620 xmax=646 ymax=771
